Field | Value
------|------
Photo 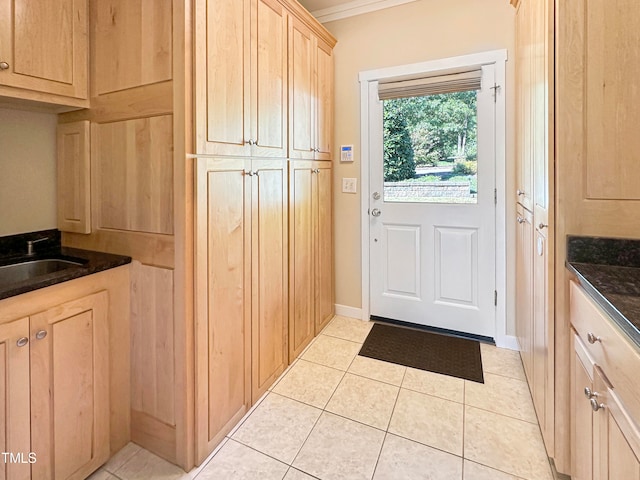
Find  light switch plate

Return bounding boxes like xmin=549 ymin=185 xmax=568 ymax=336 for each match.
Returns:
xmin=342 ymin=177 xmax=357 ymax=193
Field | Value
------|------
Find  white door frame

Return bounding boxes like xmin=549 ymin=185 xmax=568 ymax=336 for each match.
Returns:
xmin=359 ymin=49 xmax=511 ymax=347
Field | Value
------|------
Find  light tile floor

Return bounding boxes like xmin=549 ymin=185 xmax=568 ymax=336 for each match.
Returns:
xmin=89 ymin=316 xmax=553 ymax=480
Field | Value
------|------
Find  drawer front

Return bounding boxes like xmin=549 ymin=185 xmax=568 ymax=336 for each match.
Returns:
xmin=570 ymin=280 xmax=640 ymax=423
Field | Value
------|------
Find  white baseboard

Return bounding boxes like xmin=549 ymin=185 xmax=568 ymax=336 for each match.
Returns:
xmin=334 ymin=304 xmax=363 ymax=320
xmin=495 ymin=335 xmax=520 ymax=351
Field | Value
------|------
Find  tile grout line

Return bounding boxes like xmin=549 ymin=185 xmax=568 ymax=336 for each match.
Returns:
xmin=369 ymin=431 xmax=388 ymax=480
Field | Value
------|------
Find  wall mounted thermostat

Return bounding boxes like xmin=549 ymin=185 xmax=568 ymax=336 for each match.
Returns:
xmin=340 ymin=145 xmax=354 ymax=162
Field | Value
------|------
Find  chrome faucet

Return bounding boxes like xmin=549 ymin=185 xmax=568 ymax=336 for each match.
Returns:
xmin=26 ymin=237 xmax=49 ymax=256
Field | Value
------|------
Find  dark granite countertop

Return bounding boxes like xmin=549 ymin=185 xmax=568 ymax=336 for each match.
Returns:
xmin=0 ymin=230 xmax=131 ymax=301
xmin=567 ymin=235 xmax=640 ymax=348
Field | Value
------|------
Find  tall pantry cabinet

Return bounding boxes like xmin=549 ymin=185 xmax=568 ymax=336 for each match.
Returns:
xmin=514 ymin=0 xmax=640 ymax=475
xmin=55 ymin=0 xmax=336 ymax=472
xmin=192 ymin=0 xmax=336 ymax=467
xmin=512 ymin=0 xmax=555 ymax=465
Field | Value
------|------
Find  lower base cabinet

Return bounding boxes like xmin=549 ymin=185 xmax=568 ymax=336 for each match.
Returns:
xmin=572 ymin=333 xmax=640 ymax=479
xmin=0 ymin=271 xmax=123 ymax=480
xmin=570 ymin=281 xmax=640 ymax=479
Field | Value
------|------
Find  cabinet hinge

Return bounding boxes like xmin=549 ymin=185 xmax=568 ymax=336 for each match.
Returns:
xmin=494 ymin=290 xmax=497 ymax=306
xmin=494 ymin=188 xmax=497 ymax=205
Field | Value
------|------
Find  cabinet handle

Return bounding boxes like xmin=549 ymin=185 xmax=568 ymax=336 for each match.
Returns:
xmin=590 ymin=398 xmax=605 ymax=412
xmin=35 ymin=330 xmax=47 ymax=340
xmin=0 ymin=62 xmax=9 ymax=70
xmin=517 ymin=189 xmax=525 ymax=196
xmin=587 ymin=332 xmax=601 ymax=344
xmin=16 ymin=337 xmax=28 ymax=347
xmin=517 ymin=216 xmax=524 ymax=224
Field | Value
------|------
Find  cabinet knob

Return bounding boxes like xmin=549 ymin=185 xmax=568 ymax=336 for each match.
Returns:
xmin=16 ymin=337 xmax=28 ymax=347
xmin=590 ymin=398 xmax=605 ymax=412
xmin=35 ymin=330 xmax=47 ymax=340
xmin=0 ymin=62 xmax=9 ymax=70
xmin=584 ymin=387 xmax=594 ymax=399
xmin=516 ymin=189 xmax=525 ymax=196
xmin=587 ymin=332 xmax=601 ymax=344
xmin=245 ymin=139 xmax=256 ymax=146
xmin=538 ymin=223 xmax=548 ymax=230
xmin=517 ymin=216 xmax=524 ymax=224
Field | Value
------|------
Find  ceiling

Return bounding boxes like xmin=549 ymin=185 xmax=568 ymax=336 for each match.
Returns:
xmin=297 ymin=0 xmax=353 ymax=12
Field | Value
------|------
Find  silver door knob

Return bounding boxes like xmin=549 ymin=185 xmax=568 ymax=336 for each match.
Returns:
xmin=373 ymin=192 xmax=381 ymax=200
xmin=35 ymin=330 xmax=47 ymax=340
xmin=0 ymin=62 xmax=9 ymax=70
xmin=371 ymin=208 xmax=381 ymax=217
xmin=16 ymin=337 xmax=28 ymax=347
xmin=587 ymin=332 xmax=601 ymax=344
xmin=590 ymin=398 xmax=605 ymax=412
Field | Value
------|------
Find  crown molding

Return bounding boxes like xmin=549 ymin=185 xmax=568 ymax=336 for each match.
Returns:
xmin=310 ymin=0 xmax=418 ymax=24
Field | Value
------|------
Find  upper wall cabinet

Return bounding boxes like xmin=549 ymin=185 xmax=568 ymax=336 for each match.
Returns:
xmin=289 ymin=17 xmax=333 ymax=161
xmin=0 ymin=0 xmax=88 ymax=106
xmin=92 ymin=0 xmax=173 ymax=97
xmin=195 ymin=0 xmax=288 ymax=158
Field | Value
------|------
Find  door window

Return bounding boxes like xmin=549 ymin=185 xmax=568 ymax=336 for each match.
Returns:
xmin=383 ymin=91 xmax=478 ymax=204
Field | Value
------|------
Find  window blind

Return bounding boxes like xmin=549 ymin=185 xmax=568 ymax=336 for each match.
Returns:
xmin=378 ymin=69 xmax=482 ymax=100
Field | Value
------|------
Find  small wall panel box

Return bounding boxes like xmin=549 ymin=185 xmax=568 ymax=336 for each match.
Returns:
xmin=341 ymin=145 xmax=354 ymax=162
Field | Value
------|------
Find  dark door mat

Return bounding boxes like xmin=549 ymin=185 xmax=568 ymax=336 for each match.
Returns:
xmin=359 ymin=323 xmax=484 ymax=383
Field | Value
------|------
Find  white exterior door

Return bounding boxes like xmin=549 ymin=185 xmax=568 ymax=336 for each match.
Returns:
xmin=369 ymin=65 xmax=497 ymax=338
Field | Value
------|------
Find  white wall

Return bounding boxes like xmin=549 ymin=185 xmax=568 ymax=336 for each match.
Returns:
xmin=324 ymin=0 xmax=517 ymax=333
xmin=0 ymin=108 xmax=57 ymax=236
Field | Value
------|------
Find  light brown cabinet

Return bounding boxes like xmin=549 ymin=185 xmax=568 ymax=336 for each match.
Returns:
xmin=0 ymin=0 xmax=88 ymax=107
xmin=570 ymin=281 xmax=640 ymax=480
xmin=195 ymin=0 xmax=288 ymax=158
xmin=513 ymin=0 xmax=555 ymax=458
xmin=194 ymin=157 xmax=288 ymax=463
xmin=516 ymin=205 xmax=533 ymax=381
xmin=288 ymin=160 xmax=333 ymax=361
xmin=57 ymin=121 xmax=91 ymax=234
xmin=288 ymin=18 xmax=333 ymax=161
xmin=571 ymin=333 xmax=640 ymax=480
xmin=0 ymin=317 xmax=31 ymax=480
xmin=0 ymin=288 xmax=111 ymax=480
xmin=31 ymin=291 xmax=110 ymax=480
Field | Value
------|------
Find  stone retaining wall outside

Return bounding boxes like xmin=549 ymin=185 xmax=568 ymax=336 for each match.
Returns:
xmin=384 ymin=181 xmax=472 ymax=199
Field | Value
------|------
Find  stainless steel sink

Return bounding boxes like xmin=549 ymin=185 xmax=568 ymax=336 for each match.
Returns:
xmin=0 ymin=259 xmax=84 ymax=288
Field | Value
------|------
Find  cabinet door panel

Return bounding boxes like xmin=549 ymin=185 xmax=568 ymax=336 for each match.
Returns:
xmin=57 ymin=121 xmax=91 ymax=234
xmin=194 ymin=159 xmax=252 ymax=462
xmin=30 ymin=291 xmax=109 ymax=480
xmin=289 ymin=162 xmax=315 ymax=359
xmin=0 ymin=317 xmax=30 ymax=480
xmin=515 ymin=206 xmax=533 ymax=381
xmin=315 ymin=164 xmax=333 ymax=332
xmin=0 ymin=0 xmax=87 ymax=99
xmin=252 ymin=0 xmax=288 ymax=158
xmin=195 ymin=0 xmax=251 ymax=156
xmin=252 ymin=160 xmax=288 ymax=401
xmin=289 ymin=20 xmax=314 ymax=160
xmin=315 ymin=42 xmax=333 ymax=161
xmin=571 ymin=335 xmax=594 ymax=480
